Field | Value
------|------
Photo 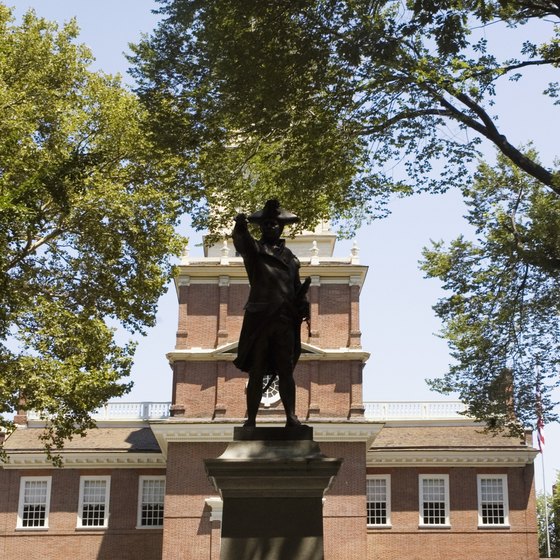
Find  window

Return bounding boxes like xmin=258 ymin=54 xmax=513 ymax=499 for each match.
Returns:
xmin=17 ymin=477 xmax=51 ymax=529
xmin=419 ymin=475 xmax=450 ymax=526
xmin=367 ymin=475 xmax=391 ymax=526
xmin=78 ymin=476 xmax=110 ymax=528
xmin=138 ymin=476 xmax=165 ymax=528
xmin=477 ymin=475 xmax=509 ymax=526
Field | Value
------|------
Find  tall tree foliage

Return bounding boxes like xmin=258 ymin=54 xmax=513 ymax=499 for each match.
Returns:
xmin=130 ymin=0 xmax=559 ymax=426
xmin=422 ymin=151 xmax=560 ymax=432
xmin=0 ymin=6 xmax=186 ymax=461
xmin=129 ymin=0 xmax=559 ymax=234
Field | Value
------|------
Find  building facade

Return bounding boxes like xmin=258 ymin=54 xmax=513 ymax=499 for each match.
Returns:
xmin=0 ymin=227 xmax=539 ymax=559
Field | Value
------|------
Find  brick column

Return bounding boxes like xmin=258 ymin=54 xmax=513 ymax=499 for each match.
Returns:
xmin=217 ymin=276 xmax=229 ymax=346
xmin=176 ymin=276 xmax=190 ymax=349
xmin=308 ymin=276 xmax=320 ymax=344
xmin=348 ymin=276 xmax=361 ymax=348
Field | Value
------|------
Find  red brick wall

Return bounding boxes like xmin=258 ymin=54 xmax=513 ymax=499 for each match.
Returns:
xmin=366 ymin=465 xmax=538 ymax=560
xmin=323 ymin=441 xmax=368 ymax=559
xmin=0 ymin=468 xmax=165 ymax=560
xmin=163 ymin=442 xmax=227 ymax=560
xmin=177 ymin=281 xmax=357 ymax=351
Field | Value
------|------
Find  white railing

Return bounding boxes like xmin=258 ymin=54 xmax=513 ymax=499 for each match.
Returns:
xmin=363 ymin=401 xmax=468 ymax=420
xmin=27 ymin=402 xmax=171 ymax=422
xmin=27 ymin=401 xmax=467 ymax=422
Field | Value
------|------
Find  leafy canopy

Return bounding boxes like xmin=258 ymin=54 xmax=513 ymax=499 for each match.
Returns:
xmin=0 ymin=6 xmax=187 ymax=461
xmin=130 ymin=0 xmax=560 ymax=235
xmin=421 ymin=150 xmax=560 ymax=433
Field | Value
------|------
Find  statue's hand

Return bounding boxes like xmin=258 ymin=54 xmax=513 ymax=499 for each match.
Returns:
xmin=298 ymin=299 xmax=310 ymax=322
xmin=234 ymin=213 xmax=248 ymax=226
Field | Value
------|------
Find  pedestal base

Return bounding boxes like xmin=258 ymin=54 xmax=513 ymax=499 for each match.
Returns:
xmin=205 ymin=426 xmax=342 ymax=560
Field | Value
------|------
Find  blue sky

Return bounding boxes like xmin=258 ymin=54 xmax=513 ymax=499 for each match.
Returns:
xmin=6 ymin=0 xmax=559 ymax=493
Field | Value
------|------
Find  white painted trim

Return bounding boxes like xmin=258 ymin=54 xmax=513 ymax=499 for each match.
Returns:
xmin=419 ymin=474 xmax=450 ymax=527
xmin=137 ymin=475 xmax=166 ymax=529
xmin=77 ymin=475 xmax=111 ymax=529
xmin=367 ymin=448 xmax=537 ymax=467
xmin=3 ymin=452 xmax=165 ymax=469
xmin=205 ymin=496 xmax=223 ymax=522
xmin=166 ymin=346 xmax=369 ymax=363
xmin=149 ymin=420 xmax=383 ymax=457
xmin=16 ymin=476 xmax=52 ymax=530
xmin=477 ymin=474 xmax=510 ymax=528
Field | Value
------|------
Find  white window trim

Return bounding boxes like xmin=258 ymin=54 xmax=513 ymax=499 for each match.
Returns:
xmin=477 ymin=474 xmax=510 ymax=528
xmin=418 ymin=474 xmax=450 ymax=527
xmin=137 ymin=475 xmax=166 ymax=529
xmin=366 ymin=474 xmax=391 ymax=528
xmin=77 ymin=475 xmax=110 ymax=529
xmin=16 ymin=476 xmax=52 ymax=530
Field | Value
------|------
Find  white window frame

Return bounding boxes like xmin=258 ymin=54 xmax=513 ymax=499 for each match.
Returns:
xmin=477 ymin=474 xmax=510 ymax=527
xmin=16 ymin=476 xmax=52 ymax=530
xmin=137 ymin=476 xmax=166 ymax=529
xmin=77 ymin=475 xmax=110 ymax=529
xmin=366 ymin=475 xmax=391 ymax=527
xmin=419 ymin=474 xmax=450 ymax=527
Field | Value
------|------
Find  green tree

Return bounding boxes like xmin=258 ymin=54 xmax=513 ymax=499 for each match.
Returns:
xmin=0 ymin=6 xmax=187 ymax=461
xmin=129 ymin=0 xmax=560 ymax=425
xmin=537 ymin=472 xmax=560 ymax=557
xmin=129 ymin=0 xmax=559 ymax=234
xmin=421 ymin=150 xmax=560 ymax=431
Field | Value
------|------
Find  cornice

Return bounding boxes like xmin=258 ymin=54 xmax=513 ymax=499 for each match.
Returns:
xmin=2 ymin=451 xmax=166 ymax=470
xmin=149 ymin=420 xmax=383 ymax=458
xmin=367 ymin=448 xmax=538 ymax=467
xmin=174 ymin=261 xmax=368 ymax=288
xmin=166 ymin=347 xmax=370 ymax=364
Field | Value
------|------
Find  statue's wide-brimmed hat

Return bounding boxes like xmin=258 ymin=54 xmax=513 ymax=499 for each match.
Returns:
xmin=248 ymin=199 xmax=300 ymax=225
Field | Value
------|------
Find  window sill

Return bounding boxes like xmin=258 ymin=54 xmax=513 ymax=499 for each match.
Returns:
xmin=15 ymin=526 xmax=49 ymax=531
xmin=367 ymin=524 xmax=392 ymax=530
xmin=135 ymin=525 xmax=164 ymax=530
xmin=418 ymin=524 xmax=451 ymax=530
xmin=76 ymin=526 xmax=108 ymax=531
xmin=477 ymin=524 xmax=511 ymax=530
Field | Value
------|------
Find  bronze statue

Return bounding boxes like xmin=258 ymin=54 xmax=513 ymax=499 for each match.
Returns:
xmin=233 ymin=200 xmax=310 ymax=427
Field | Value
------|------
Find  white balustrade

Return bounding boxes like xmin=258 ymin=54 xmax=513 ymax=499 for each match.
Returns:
xmin=363 ymin=401 xmax=468 ymax=420
xmin=28 ymin=401 xmax=467 ymax=423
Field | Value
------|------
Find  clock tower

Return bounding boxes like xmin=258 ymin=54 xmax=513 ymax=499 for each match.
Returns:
xmin=151 ymin=224 xmax=378 ymax=560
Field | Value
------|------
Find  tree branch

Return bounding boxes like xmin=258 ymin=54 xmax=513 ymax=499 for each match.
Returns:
xmin=4 ymin=227 xmax=64 ymax=272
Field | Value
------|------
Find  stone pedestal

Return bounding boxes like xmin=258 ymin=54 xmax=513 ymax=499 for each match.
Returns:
xmin=204 ymin=426 xmax=342 ymax=560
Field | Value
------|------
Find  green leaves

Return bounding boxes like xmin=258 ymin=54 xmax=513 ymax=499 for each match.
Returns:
xmin=421 ymin=150 xmax=560 ymax=432
xmin=0 ymin=6 xmax=186 ymax=460
xmin=130 ymin=0 xmax=559 ymax=235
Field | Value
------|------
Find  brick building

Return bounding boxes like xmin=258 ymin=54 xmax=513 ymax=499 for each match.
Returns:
xmin=0 ymin=226 xmax=539 ymax=559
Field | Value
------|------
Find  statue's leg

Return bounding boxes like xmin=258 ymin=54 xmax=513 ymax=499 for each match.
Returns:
xmin=244 ymin=332 xmax=268 ymax=427
xmin=244 ymin=370 xmax=264 ymax=427
xmin=274 ymin=324 xmax=301 ymax=426
xmin=278 ymin=370 xmax=301 ymax=426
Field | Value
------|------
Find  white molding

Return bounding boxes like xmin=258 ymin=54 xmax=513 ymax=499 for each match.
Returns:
xmin=149 ymin=420 xmax=383 ymax=457
xmin=4 ymin=452 xmax=166 ymax=469
xmin=205 ymin=496 xmax=223 ymax=522
xmin=367 ymin=448 xmax=538 ymax=467
xmin=174 ymin=262 xmax=368 ymax=286
xmin=166 ymin=345 xmax=369 ymax=364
